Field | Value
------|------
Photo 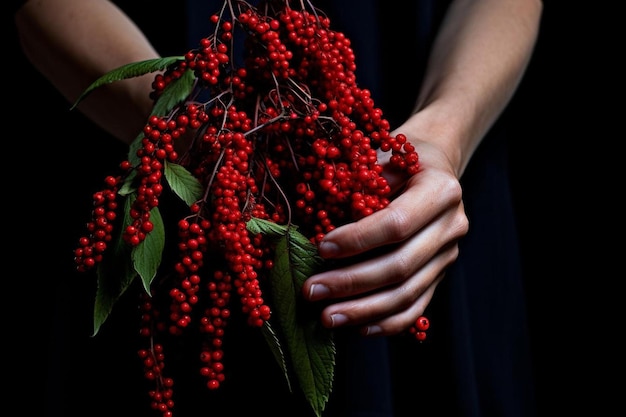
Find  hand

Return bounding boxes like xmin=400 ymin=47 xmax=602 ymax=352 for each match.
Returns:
xmin=301 ymin=138 xmax=469 ymax=336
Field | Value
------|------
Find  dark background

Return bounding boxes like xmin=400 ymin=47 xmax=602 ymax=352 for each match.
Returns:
xmin=6 ymin=2 xmax=621 ymax=415
xmin=506 ymin=3 xmax=622 ymax=415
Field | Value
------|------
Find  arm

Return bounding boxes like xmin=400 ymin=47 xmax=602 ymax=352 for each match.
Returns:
xmin=408 ymin=0 xmax=543 ymax=177
xmin=302 ymin=0 xmax=543 ymax=335
xmin=14 ymin=0 xmax=159 ymax=144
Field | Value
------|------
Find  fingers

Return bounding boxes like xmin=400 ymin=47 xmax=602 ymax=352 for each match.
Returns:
xmin=317 ymin=167 xmax=463 ymax=260
xmin=302 ymin=202 xmax=467 ymax=335
xmin=306 ymin=210 xmax=445 ymax=301
xmin=317 ymin=251 xmax=451 ymax=336
xmin=360 ymin=275 xmax=441 ymax=337
xmin=305 ymin=178 xmax=468 ymax=298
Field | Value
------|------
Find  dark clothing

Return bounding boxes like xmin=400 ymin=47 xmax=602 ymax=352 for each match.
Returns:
xmin=10 ymin=0 xmax=535 ymax=416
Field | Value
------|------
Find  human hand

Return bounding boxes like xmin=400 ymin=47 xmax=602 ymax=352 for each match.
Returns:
xmin=301 ymin=138 xmax=469 ymax=336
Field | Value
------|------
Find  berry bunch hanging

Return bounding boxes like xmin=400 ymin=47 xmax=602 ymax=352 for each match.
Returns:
xmin=72 ymin=1 xmax=424 ymax=416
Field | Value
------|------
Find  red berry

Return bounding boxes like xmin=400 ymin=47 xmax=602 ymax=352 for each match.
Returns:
xmin=415 ymin=315 xmax=430 ymax=331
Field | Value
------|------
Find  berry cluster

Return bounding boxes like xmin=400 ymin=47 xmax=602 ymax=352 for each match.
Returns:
xmin=73 ymin=1 xmax=423 ymax=416
xmin=408 ymin=315 xmax=431 ymax=342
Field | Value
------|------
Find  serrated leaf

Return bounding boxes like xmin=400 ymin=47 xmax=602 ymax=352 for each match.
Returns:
xmin=164 ymin=160 xmax=204 ymax=206
xmin=247 ymin=217 xmax=291 ymax=236
xmin=151 ymin=68 xmax=196 ymax=117
xmin=71 ymin=57 xmax=184 ymax=109
xmin=132 ymin=206 xmax=165 ymax=292
xmin=281 ymin=229 xmax=333 ymax=417
xmin=93 ymin=245 xmax=136 ymax=336
xmin=253 ymin=217 xmax=333 ymax=417
xmin=93 ymin=195 xmax=138 ymax=336
xmin=118 ymin=170 xmax=138 ymax=196
xmin=260 ymin=321 xmax=292 ymax=392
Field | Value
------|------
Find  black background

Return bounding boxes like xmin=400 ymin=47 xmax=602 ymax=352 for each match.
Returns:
xmin=6 ymin=2 xmax=622 ymax=415
xmin=506 ymin=3 xmax=622 ymax=415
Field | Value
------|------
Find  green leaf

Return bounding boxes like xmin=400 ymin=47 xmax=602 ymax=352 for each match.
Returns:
xmin=164 ymin=160 xmax=204 ymax=206
xmin=71 ymin=56 xmax=184 ymax=109
xmin=247 ymin=217 xmax=294 ymax=236
xmin=132 ymin=206 xmax=165 ymax=293
xmin=277 ymin=229 xmax=333 ymax=417
xmin=260 ymin=320 xmax=292 ymax=392
xmin=248 ymin=218 xmax=334 ymax=417
xmin=93 ymin=245 xmax=136 ymax=336
xmin=151 ymin=68 xmax=196 ymax=117
xmin=92 ymin=195 xmax=138 ymax=336
xmin=118 ymin=170 xmax=138 ymax=196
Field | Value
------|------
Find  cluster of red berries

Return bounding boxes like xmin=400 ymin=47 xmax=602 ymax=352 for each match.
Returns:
xmin=408 ymin=315 xmax=431 ymax=342
xmin=73 ymin=1 xmax=423 ymax=416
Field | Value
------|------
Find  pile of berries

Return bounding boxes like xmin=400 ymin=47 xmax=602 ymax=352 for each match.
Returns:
xmin=73 ymin=1 xmax=422 ymax=416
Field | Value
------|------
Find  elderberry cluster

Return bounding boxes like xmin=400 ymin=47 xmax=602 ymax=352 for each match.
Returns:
xmin=73 ymin=1 xmax=422 ymax=416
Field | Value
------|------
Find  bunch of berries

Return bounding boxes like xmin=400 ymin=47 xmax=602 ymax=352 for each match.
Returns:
xmin=73 ymin=1 xmax=422 ymax=416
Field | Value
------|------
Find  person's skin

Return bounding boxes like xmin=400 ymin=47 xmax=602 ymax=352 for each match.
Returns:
xmin=15 ymin=0 xmax=543 ymax=336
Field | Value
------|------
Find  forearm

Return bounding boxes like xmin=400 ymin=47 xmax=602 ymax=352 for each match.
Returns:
xmin=15 ymin=0 xmax=160 ymax=144
xmin=398 ymin=0 xmax=543 ymax=177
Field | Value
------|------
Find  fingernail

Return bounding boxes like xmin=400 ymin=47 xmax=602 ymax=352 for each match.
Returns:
xmin=308 ymin=284 xmax=330 ymax=300
xmin=318 ymin=240 xmax=340 ymax=258
xmin=365 ymin=325 xmax=382 ymax=336
xmin=330 ymin=313 xmax=348 ymax=328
